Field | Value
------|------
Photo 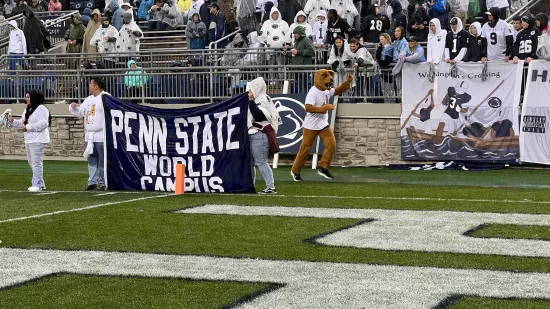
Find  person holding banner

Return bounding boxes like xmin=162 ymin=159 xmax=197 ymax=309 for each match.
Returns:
xmin=7 ymin=90 xmax=51 ymax=192
xmin=247 ymin=77 xmax=279 ymax=194
xmin=69 ymin=77 xmax=109 ymax=191
xmin=463 ymin=22 xmax=487 ymax=63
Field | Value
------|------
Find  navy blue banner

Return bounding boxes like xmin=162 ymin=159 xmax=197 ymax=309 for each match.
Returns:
xmin=103 ymin=94 xmax=255 ymax=193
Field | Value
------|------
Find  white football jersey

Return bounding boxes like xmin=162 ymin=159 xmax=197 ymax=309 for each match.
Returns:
xmin=482 ymin=20 xmax=512 ymax=61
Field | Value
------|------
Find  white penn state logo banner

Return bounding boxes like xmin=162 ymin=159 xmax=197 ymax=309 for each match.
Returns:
xmin=520 ymin=60 xmax=550 ymax=165
xmin=401 ymin=62 xmax=523 ymax=161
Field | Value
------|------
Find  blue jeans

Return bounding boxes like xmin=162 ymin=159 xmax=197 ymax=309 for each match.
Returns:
xmin=26 ymin=143 xmax=46 ymax=189
xmin=87 ymin=141 xmax=105 ymax=187
xmin=9 ymin=53 xmax=24 ymax=71
xmin=249 ymin=132 xmax=275 ymax=189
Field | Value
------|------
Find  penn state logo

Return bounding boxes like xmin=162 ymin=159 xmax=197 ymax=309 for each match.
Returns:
xmin=272 ymin=24 xmax=279 ymax=29
xmin=487 ymin=96 xmax=502 ymax=108
xmin=531 ymin=30 xmax=535 ymax=35
xmin=273 ymin=36 xmax=279 ymax=41
xmin=272 ymin=96 xmax=306 ymax=149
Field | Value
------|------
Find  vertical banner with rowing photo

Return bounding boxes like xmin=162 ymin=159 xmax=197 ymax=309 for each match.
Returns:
xmin=520 ymin=60 xmax=550 ymax=165
xmin=401 ymin=62 xmax=523 ymax=161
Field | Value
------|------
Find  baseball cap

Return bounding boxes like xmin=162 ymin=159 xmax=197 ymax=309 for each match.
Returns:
xmin=450 ymin=17 xmax=458 ymax=25
xmin=208 ymin=2 xmax=219 ymax=8
xmin=407 ymin=36 xmax=418 ymax=42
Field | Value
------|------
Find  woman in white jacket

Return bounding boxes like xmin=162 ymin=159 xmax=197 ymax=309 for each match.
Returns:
xmin=426 ymin=18 xmax=446 ymax=64
xmin=7 ymin=90 xmax=51 ymax=192
xmin=304 ymin=0 xmax=330 ymax=26
xmin=328 ymin=36 xmax=352 ymax=85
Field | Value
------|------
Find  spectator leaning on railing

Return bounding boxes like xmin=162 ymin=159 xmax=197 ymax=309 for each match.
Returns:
xmin=463 ymin=21 xmax=487 ymax=62
xmin=513 ymin=15 xmax=540 ymax=64
xmin=426 ymin=18 xmax=446 ymax=64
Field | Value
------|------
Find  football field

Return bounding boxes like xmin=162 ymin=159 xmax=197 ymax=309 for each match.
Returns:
xmin=1 ymin=160 xmax=550 ymax=308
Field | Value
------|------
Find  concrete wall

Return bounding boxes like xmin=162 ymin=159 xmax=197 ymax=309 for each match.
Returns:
xmin=0 ymin=113 xmax=403 ymax=166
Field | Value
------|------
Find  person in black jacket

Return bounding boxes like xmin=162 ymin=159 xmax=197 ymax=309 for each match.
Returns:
xmin=278 ymin=0 xmax=302 ymax=26
xmin=388 ymin=0 xmax=407 ymax=36
xmin=407 ymin=0 xmax=429 ymax=42
xmin=361 ymin=4 xmax=389 ymax=43
xmin=22 ymin=10 xmax=49 ymax=55
xmin=444 ymin=17 xmax=468 ymax=63
xmin=513 ymin=15 xmax=540 ymax=64
xmin=463 ymin=22 xmax=487 ymax=62
xmin=326 ymin=9 xmax=350 ymax=46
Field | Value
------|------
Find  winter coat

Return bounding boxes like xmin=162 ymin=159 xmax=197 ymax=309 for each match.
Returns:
xmin=65 ymin=14 xmax=86 ymax=53
xmin=258 ymin=7 xmax=289 ymax=48
xmin=148 ymin=4 xmax=165 ymax=21
xmin=426 ymin=18 xmax=446 ymax=64
xmin=138 ymin=0 xmax=154 ymax=20
xmin=312 ymin=9 xmax=328 ymax=44
xmin=8 ymin=20 xmax=27 ymax=54
xmin=90 ymin=24 xmax=119 ymax=55
xmin=375 ymin=43 xmax=394 ymax=66
xmin=361 ymin=4 xmax=390 ymax=43
xmin=117 ymin=20 xmax=142 ymax=54
xmin=186 ymin=14 xmax=207 ymax=49
xmin=162 ymin=2 xmax=183 ymax=28
xmin=48 ymin=0 xmax=62 ymax=11
xmin=407 ymin=1 xmax=429 ymax=41
xmin=326 ymin=15 xmax=350 ymax=45
xmin=463 ymin=22 xmax=487 ymax=62
xmin=278 ymin=0 xmax=302 ymax=26
xmin=125 ymin=60 xmax=148 ymax=88
xmin=328 ymin=40 xmax=352 ymax=67
xmin=208 ymin=10 xmax=226 ymax=43
xmin=4 ymin=0 xmax=16 ymax=17
xmin=288 ymin=10 xmax=312 ymax=43
xmin=30 ymin=0 xmax=47 ymax=12
xmin=391 ymin=37 xmax=407 ymax=62
xmin=110 ymin=1 xmax=124 ymax=31
xmin=199 ymin=0 xmax=212 ymax=27
xmin=81 ymin=8 xmax=92 ymax=27
xmin=83 ymin=9 xmax=102 ymax=53
xmin=404 ymin=44 xmax=426 ymax=63
xmin=291 ymin=25 xmax=314 ymax=65
xmin=303 ymin=0 xmax=330 ymax=26
xmin=23 ymin=11 xmax=49 ymax=53
xmin=389 ymin=0 xmax=407 ymax=35
xmin=537 ymin=32 xmax=550 ymax=60
xmin=218 ymin=0 xmax=236 ymax=26
xmin=330 ymin=0 xmax=358 ymax=27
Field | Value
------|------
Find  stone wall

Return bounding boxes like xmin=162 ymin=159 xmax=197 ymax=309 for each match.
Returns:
xmin=0 ymin=116 xmax=403 ymax=166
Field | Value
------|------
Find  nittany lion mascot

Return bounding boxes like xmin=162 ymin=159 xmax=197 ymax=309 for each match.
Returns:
xmin=291 ymin=69 xmax=353 ymax=181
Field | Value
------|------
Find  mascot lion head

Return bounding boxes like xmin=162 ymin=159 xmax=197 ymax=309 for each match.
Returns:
xmin=314 ymin=69 xmax=335 ymax=91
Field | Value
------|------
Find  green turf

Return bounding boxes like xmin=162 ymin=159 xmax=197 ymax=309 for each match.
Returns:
xmin=0 ymin=274 xmax=271 ymax=309
xmin=447 ymin=296 xmax=550 ymax=309
xmin=471 ymin=224 xmax=550 ymax=241
xmin=2 ymin=160 xmax=550 ymax=307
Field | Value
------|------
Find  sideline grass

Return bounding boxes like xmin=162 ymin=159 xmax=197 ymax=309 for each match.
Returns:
xmin=0 ymin=274 xmax=271 ymax=309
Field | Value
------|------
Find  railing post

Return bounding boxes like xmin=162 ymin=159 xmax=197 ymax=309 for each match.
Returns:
xmin=209 ymin=64 xmax=214 ymax=104
xmin=77 ymin=69 xmax=82 ymax=103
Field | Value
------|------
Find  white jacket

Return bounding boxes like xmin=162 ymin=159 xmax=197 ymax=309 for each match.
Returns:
xmin=246 ymin=77 xmax=279 ymax=134
xmin=117 ymin=21 xmax=143 ymax=54
xmin=69 ymin=92 xmax=109 ymax=142
xmin=11 ymin=105 xmax=50 ymax=144
xmin=258 ymin=7 xmax=289 ymax=48
xmin=304 ymin=0 xmax=331 ymax=26
xmin=328 ymin=41 xmax=352 ymax=64
xmin=90 ymin=25 xmax=119 ymax=55
xmin=427 ymin=18 xmax=447 ymax=64
xmin=312 ymin=10 xmax=328 ymax=44
xmin=537 ymin=32 xmax=550 ymax=60
xmin=289 ymin=10 xmax=313 ymax=43
xmin=330 ymin=0 xmax=357 ymax=27
xmin=8 ymin=21 xmax=26 ymax=54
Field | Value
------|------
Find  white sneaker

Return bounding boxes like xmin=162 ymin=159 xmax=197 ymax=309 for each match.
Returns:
xmin=28 ymin=186 xmax=42 ymax=192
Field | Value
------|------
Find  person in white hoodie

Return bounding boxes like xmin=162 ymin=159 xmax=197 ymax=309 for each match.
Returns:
xmin=537 ymin=31 xmax=550 ymax=61
xmin=304 ymin=0 xmax=330 ymax=26
xmin=247 ymin=77 xmax=279 ymax=194
xmin=288 ymin=10 xmax=312 ymax=44
xmin=7 ymin=20 xmax=26 ymax=71
xmin=69 ymin=77 xmax=109 ymax=191
xmin=91 ymin=18 xmax=119 ymax=67
xmin=426 ymin=18 xmax=446 ymax=64
xmin=7 ymin=90 xmax=51 ymax=192
xmin=259 ymin=7 xmax=289 ymax=81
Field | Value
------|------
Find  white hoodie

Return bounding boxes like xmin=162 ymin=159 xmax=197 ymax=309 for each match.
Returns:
xmin=444 ymin=17 xmax=467 ymax=62
xmin=312 ymin=10 xmax=328 ymax=44
xmin=258 ymin=7 xmax=289 ymax=48
xmin=69 ymin=91 xmax=109 ymax=142
xmin=289 ymin=10 xmax=313 ymax=43
xmin=304 ymin=0 xmax=331 ymax=26
xmin=246 ymin=77 xmax=279 ymax=135
xmin=427 ymin=18 xmax=447 ymax=64
xmin=537 ymin=32 xmax=550 ymax=61
xmin=8 ymin=20 xmax=26 ymax=54
xmin=330 ymin=0 xmax=358 ymax=27
xmin=11 ymin=105 xmax=50 ymax=144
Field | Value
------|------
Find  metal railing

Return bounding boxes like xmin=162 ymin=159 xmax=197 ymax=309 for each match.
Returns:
xmin=506 ymin=0 xmax=542 ymax=22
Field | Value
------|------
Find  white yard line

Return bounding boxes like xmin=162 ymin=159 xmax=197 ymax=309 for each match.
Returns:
xmin=35 ymin=192 xmax=57 ymax=196
xmin=0 ymin=194 xmax=171 ymax=224
xmin=94 ymin=192 xmax=117 ymax=196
